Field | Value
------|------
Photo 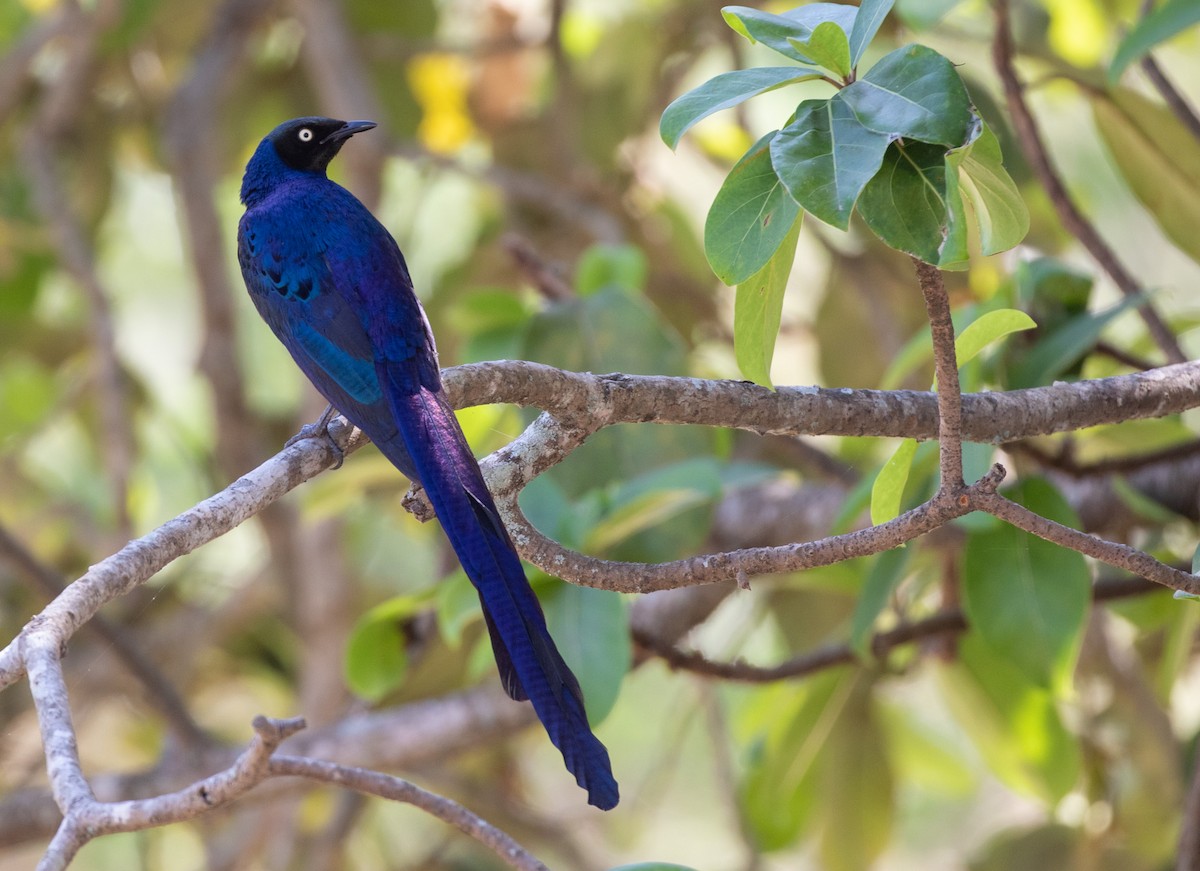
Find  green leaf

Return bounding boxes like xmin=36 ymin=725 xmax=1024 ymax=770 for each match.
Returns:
xmin=609 ymin=865 xmax=701 ymax=871
xmin=818 ymin=676 xmax=894 ymax=871
xmin=1110 ymin=0 xmax=1200 ymax=81
xmin=938 ymin=152 xmax=969 ymax=269
xmin=787 ymin=21 xmax=851 ymax=78
xmin=963 ymin=478 xmax=1090 ymax=692
xmin=542 ymin=583 xmax=629 ymax=725
xmin=857 ymin=139 xmax=953 ymax=263
xmin=848 ymin=0 xmax=895 ymax=66
xmin=949 ymin=124 xmax=1030 ymax=255
xmin=953 ymin=308 xmax=1037 ymax=368
xmin=871 ymin=438 xmax=918 ymax=526
xmin=770 ymin=94 xmax=891 ymax=229
xmin=1110 ymin=475 xmax=1184 ymax=524
xmin=576 ymin=243 xmax=647 ymax=295
xmin=734 ymin=213 xmax=803 ymax=386
xmin=940 ymin=633 xmax=1081 ymax=802
xmin=585 ymin=487 xmax=713 ymax=553
xmin=660 ymin=67 xmax=823 ymax=150
xmin=895 ymin=0 xmax=964 ymax=29
xmin=722 ymin=5 xmax=857 ymax=66
xmin=739 ymin=672 xmax=849 ymax=850
xmin=345 ymin=594 xmax=431 ymax=700
xmin=521 ymin=287 xmax=714 ymax=499
xmin=841 ymin=44 xmax=976 ymax=146
xmin=434 ymin=570 xmax=478 ymax=647
xmin=0 ymin=356 xmax=60 ymax=439
xmin=878 ymin=324 xmax=933 ymax=389
xmin=706 ymin=132 xmax=802 ymax=285
xmin=1092 ymin=87 xmax=1200 ymax=265
xmin=1009 ymin=292 xmax=1146 ymax=389
xmin=849 ymin=547 xmax=912 ymax=659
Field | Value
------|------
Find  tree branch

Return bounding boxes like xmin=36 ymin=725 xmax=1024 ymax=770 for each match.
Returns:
xmin=268 ymin=757 xmax=550 ymax=871
xmin=633 ymin=575 xmax=1158 ymax=682
xmin=1137 ymin=0 xmax=1200 ymax=142
xmin=991 ymin=0 xmax=1186 ymax=365
xmin=914 ymin=258 xmax=964 ymax=489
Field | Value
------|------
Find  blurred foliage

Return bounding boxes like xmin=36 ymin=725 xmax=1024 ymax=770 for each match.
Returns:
xmin=2 ymin=0 xmax=1200 ymax=870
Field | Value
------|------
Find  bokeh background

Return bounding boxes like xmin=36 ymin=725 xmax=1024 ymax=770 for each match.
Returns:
xmin=2 ymin=0 xmax=1200 ymax=869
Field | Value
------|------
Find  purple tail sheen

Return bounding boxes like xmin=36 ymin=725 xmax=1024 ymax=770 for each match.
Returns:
xmin=377 ymin=363 xmax=619 ymax=810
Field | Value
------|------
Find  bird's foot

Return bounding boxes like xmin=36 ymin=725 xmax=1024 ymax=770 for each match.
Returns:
xmin=287 ymin=405 xmax=345 ymax=469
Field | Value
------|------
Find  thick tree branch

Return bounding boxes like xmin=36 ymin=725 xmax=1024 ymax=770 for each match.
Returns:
xmin=444 ymin=360 xmax=1200 ymax=444
xmin=6 ymin=359 xmax=1200 ymax=689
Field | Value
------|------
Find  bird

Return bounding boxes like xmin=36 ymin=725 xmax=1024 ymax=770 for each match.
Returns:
xmin=237 ymin=116 xmax=618 ymax=810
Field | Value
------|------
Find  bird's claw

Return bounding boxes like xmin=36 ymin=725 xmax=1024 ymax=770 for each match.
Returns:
xmin=286 ymin=405 xmax=345 ymax=469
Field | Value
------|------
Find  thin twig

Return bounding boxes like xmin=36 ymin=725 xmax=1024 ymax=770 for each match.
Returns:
xmin=1136 ymin=0 xmax=1200 ymax=142
xmin=991 ymin=0 xmax=1185 ymax=365
xmin=32 ymin=714 xmax=304 ymax=871
xmin=1010 ymin=437 xmax=1200 ymax=478
xmin=914 ymin=259 xmax=964 ymax=489
xmin=504 ymin=234 xmax=577 ymax=301
xmin=977 ymin=491 xmax=1198 ymax=592
xmin=268 ymin=757 xmax=551 ymax=871
xmin=0 ymin=687 xmax=536 ymax=849
xmin=633 ymin=575 xmax=1158 ymax=682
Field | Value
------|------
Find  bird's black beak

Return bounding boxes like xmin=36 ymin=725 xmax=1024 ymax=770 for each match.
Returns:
xmin=321 ymin=120 xmax=378 ymax=145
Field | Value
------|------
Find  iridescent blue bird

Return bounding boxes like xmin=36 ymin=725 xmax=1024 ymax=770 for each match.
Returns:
xmin=237 ymin=117 xmax=618 ymax=810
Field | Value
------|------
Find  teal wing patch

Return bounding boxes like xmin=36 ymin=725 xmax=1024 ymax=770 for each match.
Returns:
xmin=292 ymin=320 xmax=382 ymax=404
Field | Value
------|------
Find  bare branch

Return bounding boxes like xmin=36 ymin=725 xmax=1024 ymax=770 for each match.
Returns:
xmin=0 ymin=421 xmax=359 ymax=690
xmin=914 ymin=259 xmax=964 ymax=489
xmin=268 ymin=757 xmax=551 ymax=871
xmin=443 ymin=359 xmax=1200 ymax=445
xmin=1137 ymin=0 xmax=1200 ymax=142
xmin=0 ymin=523 xmax=207 ymax=745
xmin=992 ymin=0 xmax=1185 ymax=365
xmin=977 ymin=491 xmax=1200 ymax=594
xmin=0 ymin=687 xmax=535 ymax=849
xmin=33 ymin=714 xmax=302 ymax=870
xmin=633 ymin=575 xmax=1158 ymax=683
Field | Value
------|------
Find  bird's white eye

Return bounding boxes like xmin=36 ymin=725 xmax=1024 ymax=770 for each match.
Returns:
xmin=298 ymin=128 xmax=314 ymax=142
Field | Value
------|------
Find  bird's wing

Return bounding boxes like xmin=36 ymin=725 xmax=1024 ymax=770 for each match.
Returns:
xmin=237 ymin=196 xmax=418 ymax=479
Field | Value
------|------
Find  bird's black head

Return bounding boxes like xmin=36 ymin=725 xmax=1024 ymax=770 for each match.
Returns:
xmin=266 ymin=116 xmax=378 ymax=174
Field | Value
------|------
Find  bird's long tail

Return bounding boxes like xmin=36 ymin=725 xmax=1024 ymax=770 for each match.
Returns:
xmin=376 ymin=367 xmax=619 ymax=810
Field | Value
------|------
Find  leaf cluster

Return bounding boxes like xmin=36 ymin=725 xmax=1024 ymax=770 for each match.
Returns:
xmin=661 ymin=1 xmax=1029 ymax=385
